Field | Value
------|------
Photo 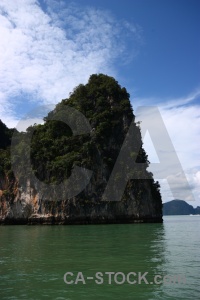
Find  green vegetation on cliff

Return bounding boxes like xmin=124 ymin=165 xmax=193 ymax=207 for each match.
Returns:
xmin=0 ymin=121 xmax=15 ymax=179
xmin=0 ymin=74 xmax=162 ymax=224
xmin=18 ymin=75 xmax=149 ymax=182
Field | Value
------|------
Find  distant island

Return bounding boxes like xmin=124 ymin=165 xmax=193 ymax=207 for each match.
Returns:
xmin=163 ymin=199 xmax=200 ymax=215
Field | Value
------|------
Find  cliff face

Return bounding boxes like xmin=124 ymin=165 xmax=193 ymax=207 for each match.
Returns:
xmin=0 ymin=74 xmax=163 ymax=224
xmin=0 ymin=178 xmax=162 ymax=224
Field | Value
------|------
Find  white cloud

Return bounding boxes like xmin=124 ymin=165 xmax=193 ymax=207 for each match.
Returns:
xmin=143 ymin=131 xmax=160 ymax=163
xmin=134 ymin=92 xmax=200 ymax=206
xmin=193 ymin=171 xmax=200 ymax=187
xmin=0 ymin=0 xmax=141 ymax=127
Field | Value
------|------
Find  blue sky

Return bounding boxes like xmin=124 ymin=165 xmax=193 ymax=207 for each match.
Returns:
xmin=80 ymin=0 xmax=200 ymax=99
xmin=0 ymin=0 xmax=199 ymax=205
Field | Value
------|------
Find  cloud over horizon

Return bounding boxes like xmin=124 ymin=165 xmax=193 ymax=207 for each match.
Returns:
xmin=136 ymin=92 xmax=200 ymax=206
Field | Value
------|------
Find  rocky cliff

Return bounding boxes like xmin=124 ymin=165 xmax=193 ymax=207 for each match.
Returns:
xmin=0 ymin=74 xmax=163 ymax=224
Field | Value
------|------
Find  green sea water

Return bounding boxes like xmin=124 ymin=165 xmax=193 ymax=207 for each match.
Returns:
xmin=0 ymin=216 xmax=199 ymax=300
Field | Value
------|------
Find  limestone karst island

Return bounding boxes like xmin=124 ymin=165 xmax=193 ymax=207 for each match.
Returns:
xmin=0 ymin=74 xmax=162 ymax=224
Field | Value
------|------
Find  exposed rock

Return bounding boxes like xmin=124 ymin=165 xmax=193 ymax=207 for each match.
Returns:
xmin=0 ymin=74 xmax=163 ymax=225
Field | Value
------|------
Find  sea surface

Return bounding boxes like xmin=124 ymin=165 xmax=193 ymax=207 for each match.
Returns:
xmin=0 ymin=216 xmax=199 ymax=300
